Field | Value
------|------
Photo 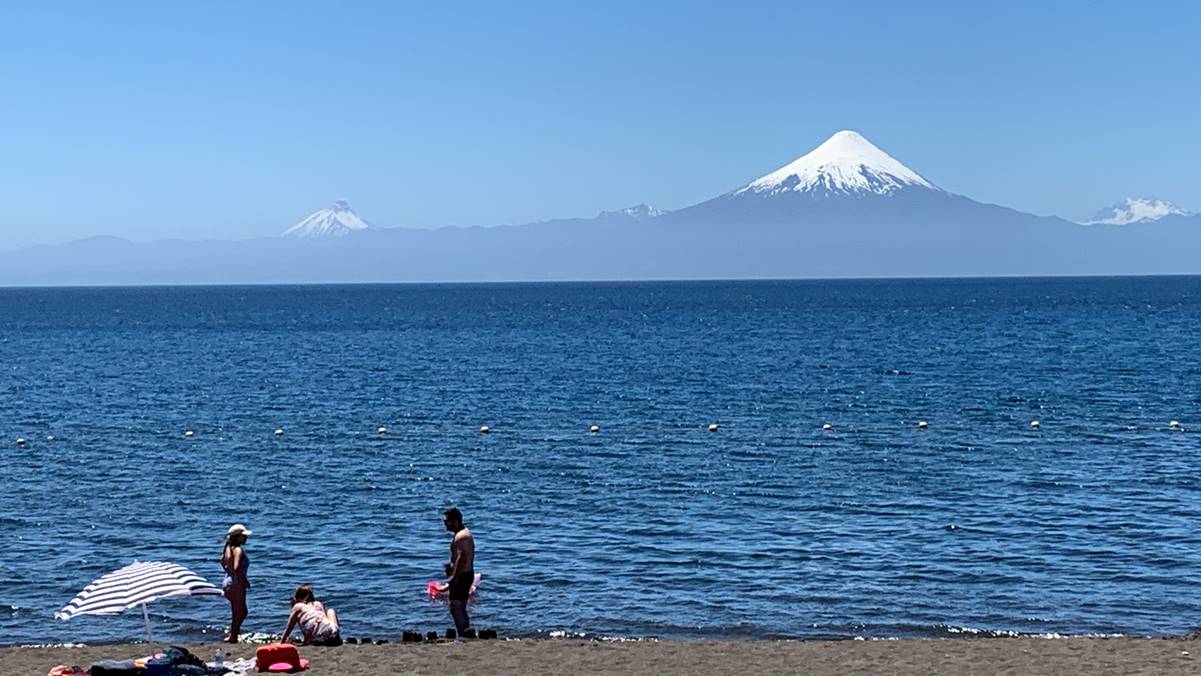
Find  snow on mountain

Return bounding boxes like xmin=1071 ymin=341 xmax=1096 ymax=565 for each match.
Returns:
xmin=734 ymin=130 xmax=940 ymax=197
xmin=283 ymin=200 xmax=370 ymax=237
xmin=1086 ymin=198 xmax=1190 ymax=225
xmin=597 ymin=203 xmax=666 ymax=219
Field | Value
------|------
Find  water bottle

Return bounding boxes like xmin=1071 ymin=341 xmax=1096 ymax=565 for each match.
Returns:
xmin=214 ymin=648 xmax=224 ymax=669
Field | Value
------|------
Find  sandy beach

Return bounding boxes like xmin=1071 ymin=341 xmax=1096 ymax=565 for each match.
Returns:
xmin=5 ymin=637 xmax=1200 ymax=676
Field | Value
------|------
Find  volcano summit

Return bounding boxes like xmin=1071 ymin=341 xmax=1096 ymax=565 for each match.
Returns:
xmin=734 ymin=130 xmax=940 ymax=197
xmin=284 ymin=200 xmax=370 ymax=237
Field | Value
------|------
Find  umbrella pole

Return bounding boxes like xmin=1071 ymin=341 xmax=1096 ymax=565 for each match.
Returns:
xmin=141 ymin=603 xmax=154 ymax=645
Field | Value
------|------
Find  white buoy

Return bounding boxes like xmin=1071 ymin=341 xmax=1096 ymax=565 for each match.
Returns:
xmin=183 ymin=430 xmax=194 ymax=438
xmin=708 ymin=423 xmax=719 ymax=432
xmin=377 ymin=427 xmax=387 ymax=435
xmin=917 ymin=421 xmax=928 ymax=429
xmin=16 ymin=438 xmax=27 ymax=447
xmin=590 ymin=425 xmax=599 ymax=433
xmin=46 ymin=435 xmax=55 ymax=441
xmin=822 ymin=423 xmax=832 ymax=431
xmin=274 ymin=429 xmax=284 ymax=436
xmin=480 ymin=425 xmax=490 ymax=434
xmin=1030 ymin=420 xmax=1040 ymax=429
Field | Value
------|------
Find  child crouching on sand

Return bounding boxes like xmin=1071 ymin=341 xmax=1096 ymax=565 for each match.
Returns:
xmin=281 ymin=585 xmax=343 ymax=646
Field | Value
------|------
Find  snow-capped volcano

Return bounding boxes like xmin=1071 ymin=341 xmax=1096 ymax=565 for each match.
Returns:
xmin=661 ymin=128 xmax=1053 ymax=238
xmin=597 ymin=203 xmax=665 ymax=219
xmin=284 ymin=200 xmax=370 ymax=237
xmin=1086 ymin=198 xmax=1190 ymax=225
xmin=734 ymin=130 xmax=939 ymax=197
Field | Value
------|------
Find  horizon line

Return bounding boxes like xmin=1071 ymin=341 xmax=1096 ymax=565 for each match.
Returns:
xmin=3 ymin=272 xmax=1201 ymax=292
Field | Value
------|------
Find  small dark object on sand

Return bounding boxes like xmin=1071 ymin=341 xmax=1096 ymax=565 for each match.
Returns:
xmin=345 ymin=637 xmax=359 ymax=645
xmin=426 ymin=631 xmax=439 ymax=642
xmin=402 ymin=631 xmax=422 ymax=643
xmin=461 ymin=628 xmax=477 ymax=639
xmin=361 ymin=637 xmax=373 ymax=645
xmin=445 ymin=628 xmax=457 ymax=640
xmin=479 ymin=629 xmax=498 ymax=640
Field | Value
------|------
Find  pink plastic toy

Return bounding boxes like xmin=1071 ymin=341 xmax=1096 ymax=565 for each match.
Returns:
xmin=427 ymin=572 xmax=481 ymax=599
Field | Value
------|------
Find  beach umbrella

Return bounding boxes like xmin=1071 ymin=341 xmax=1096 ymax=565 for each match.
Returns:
xmin=56 ymin=560 xmax=223 ymax=642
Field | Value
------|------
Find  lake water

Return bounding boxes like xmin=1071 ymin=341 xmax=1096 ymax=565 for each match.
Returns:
xmin=2 ymin=278 xmax=1200 ymax=645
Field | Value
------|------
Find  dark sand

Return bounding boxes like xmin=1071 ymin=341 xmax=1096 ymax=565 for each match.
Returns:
xmin=6 ymin=637 xmax=1200 ymax=676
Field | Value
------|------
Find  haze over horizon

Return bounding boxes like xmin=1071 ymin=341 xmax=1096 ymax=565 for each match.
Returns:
xmin=2 ymin=1 xmax=1199 ymax=248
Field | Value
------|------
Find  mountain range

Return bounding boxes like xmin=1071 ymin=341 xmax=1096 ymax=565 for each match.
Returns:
xmin=3 ymin=131 xmax=1199 ymax=285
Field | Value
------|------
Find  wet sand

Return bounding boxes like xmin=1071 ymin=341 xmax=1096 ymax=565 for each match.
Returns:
xmin=5 ymin=637 xmax=1201 ymax=676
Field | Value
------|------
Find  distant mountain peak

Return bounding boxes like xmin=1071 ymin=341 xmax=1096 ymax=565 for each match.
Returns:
xmin=284 ymin=200 xmax=370 ymax=237
xmin=734 ymin=130 xmax=939 ymax=197
xmin=598 ymin=203 xmax=665 ymax=219
xmin=1086 ymin=197 xmax=1190 ymax=225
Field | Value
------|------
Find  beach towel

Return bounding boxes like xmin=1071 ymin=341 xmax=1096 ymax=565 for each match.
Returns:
xmin=90 ymin=661 xmax=140 ymax=676
xmin=212 ymin=657 xmax=256 ymax=676
xmin=147 ymin=667 xmax=208 ymax=676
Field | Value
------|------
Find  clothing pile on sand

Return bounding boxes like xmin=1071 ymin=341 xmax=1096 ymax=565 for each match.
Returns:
xmin=46 ymin=644 xmax=307 ymax=675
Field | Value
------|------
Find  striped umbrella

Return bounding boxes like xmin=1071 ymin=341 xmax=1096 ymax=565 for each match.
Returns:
xmin=56 ymin=560 xmax=223 ymax=642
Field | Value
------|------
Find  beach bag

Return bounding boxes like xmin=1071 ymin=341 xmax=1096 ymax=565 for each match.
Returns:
xmin=145 ymin=646 xmax=208 ymax=674
xmin=256 ymin=643 xmax=310 ymax=672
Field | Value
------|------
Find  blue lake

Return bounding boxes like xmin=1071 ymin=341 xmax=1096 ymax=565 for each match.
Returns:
xmin=1 ymin=278 xmax=1200 ymax=644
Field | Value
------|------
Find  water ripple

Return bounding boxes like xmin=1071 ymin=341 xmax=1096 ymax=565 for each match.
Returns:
xmin=1 ymin=278 xmax=1200 ymax=644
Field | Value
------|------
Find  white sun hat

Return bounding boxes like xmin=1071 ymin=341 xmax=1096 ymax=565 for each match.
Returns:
xmin=227 ymin=523 xmax=252 ymax=537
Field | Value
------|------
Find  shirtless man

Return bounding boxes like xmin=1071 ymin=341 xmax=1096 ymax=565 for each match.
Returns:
xmin=442 ymin=507 xmax=475 ymax=636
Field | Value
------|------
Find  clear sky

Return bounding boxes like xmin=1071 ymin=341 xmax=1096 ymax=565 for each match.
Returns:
xmin=2 ymin=1 xmax=1198 ymax=246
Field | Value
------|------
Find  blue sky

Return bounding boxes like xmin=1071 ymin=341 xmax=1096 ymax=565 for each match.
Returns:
xmin=1 ymin=1 xmax=1198 ymax=246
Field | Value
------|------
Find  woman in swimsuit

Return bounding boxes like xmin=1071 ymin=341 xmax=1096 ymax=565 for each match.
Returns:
xmin=220 ymin=524 xmax=251 ymax=643
xmin=282 ymin=585 xmax=342 ymax=646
